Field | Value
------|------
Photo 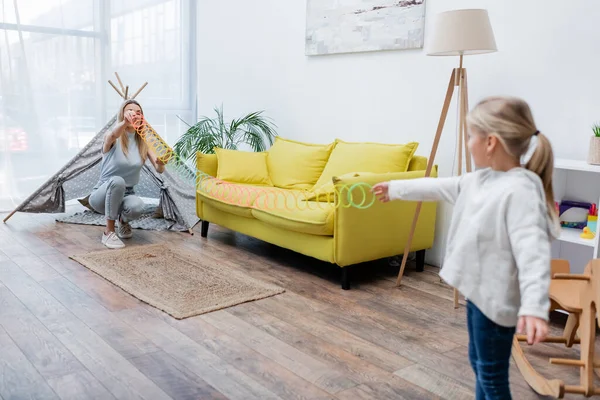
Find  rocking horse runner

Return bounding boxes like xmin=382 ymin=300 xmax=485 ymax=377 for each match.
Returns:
xmin=512 ymin=259 xmax=600 ymax=398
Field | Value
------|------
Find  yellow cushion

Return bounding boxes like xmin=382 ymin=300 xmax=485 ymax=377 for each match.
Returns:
xmin=215 ymin=148 xmax=272 ymax=186
xmin=312 ymin=139 xmax=418 ymax=190
xmin=251 ymin=190 xmax=334 ymax=236
xmin=408 ymin=155 xmax=428 ymax=171
xmin=196 ymin=152 xmax=218 ymax=177
xmin=267 ymin=137 xmax=334 ymax=189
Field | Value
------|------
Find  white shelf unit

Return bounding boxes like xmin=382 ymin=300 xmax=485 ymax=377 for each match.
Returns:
xmin=552 ymin=158 xmax=600 ymax=274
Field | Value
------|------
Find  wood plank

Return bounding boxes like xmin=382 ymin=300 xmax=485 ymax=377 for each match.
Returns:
xmin=335 ymin=377 xmax=445 ymax=400
xmin=200 ymin=327 xmax=335 ymax=400
xmin=0 ymin=258 xmax=80 ymax=328
xmin=46 ymin=317 xmax=172 ymax=400
xmin=151 ymin=307 xmax=335 ymax=400
xmin=359 ymin=291 xmax=469 ymax=347
xmin=0 ymin=231 xmax=33 ymax=258
xmin=226 ymin=301 xmax=283 ymax=327
xmin=0 ymin=325 xmax=60 ymax=400
xmin=311 ymin=304 xmax=478 ymax=391
xmin=9 ymin=230 xmax=60 ymax=256
xmin=0 ymin=286 xmax=84 ymax=379
xmin=40 ymin=276 xmax=159 ymax=358
xmin=332 ymin=296 xmax=463 ymax=352
xmin=10 ymin=254 xmax=62 ymax=282
xmin=63 ymin=269 xmax=142 ymax=311
xmin=256 ymin=290 xmax=329 ymax=314
xmin=252 ymin=298 xmax=414 ymax=373
xmin=46 ymin=371 xmax=116 ymax=400
xmin=394 ymin=364 xmax=474 ymax=399
xmin=46 ymin=253 xmax=141 ymax=311
xmin=116 ymin=307 xmax=283 ymax=400
xmin=335 ymin=386 xmax=384 ymax=400
xmin=129 ymin=350 xmax=229 ymax=400
xmin=248 ymin=315 xmax=444 ymax=398
xmin=39 ymin=253 xmax=83 ymax=275
xmin=240 ymin=309 xmax=397 ymax=385
xmin=0 ymin=259 xmax=171 ymax=400
xmin=201 ymin=309 xmax=359 ymax=394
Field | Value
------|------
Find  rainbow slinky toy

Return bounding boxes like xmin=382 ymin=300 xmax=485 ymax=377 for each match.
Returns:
xmin=131 ymin=116 xmax=376 ymax=210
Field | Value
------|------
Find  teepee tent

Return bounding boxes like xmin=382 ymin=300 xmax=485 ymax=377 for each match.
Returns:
xmin=2 ymin=74 xmax=199 ymax=233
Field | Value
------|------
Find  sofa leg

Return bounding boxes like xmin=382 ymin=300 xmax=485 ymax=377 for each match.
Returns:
xmin=201 ymin=221 xmax=209 ymax=238
xmin=341 ymin=267 xmax=350 ymax=290
xmin=416 ymin=250 xmax=425 ymax=272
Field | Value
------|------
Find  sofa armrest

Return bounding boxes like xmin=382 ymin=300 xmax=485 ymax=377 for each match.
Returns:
xmin=333 ymin=168 xmax=438 ymax=267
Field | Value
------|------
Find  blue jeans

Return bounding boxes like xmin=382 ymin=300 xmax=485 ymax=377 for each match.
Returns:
xmin=467 ymin=300 xmax=515 ymax=400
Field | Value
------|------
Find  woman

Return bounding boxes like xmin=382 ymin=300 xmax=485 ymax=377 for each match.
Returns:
xmin=89 ymin=100 xmax=166 ymax=249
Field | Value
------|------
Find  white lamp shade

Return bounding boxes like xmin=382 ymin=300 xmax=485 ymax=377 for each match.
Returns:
xmin=427 ymin=9 xmax=497 ymax=56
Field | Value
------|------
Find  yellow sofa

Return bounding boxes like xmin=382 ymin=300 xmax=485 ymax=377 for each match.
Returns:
xmin=195 ymin=137 xmax=438 ymax=289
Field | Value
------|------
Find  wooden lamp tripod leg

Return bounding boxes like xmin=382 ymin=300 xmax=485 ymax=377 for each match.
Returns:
xmin=453 ymin=68 xmax=472 ymax=307
xmin=395 ymin=69 xmax=457 ymax=287
xmin=397 ymin=65 xmax=472 ymax=311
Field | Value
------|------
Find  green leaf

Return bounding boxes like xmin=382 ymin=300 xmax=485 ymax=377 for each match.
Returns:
xmin=173 ymin=105 xmax=278 ymax=164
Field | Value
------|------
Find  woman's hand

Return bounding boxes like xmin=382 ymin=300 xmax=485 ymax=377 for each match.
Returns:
xmin=372 ymin=182 xmax=391 ymax=202
xmin=517 ymin=316 xmax=548 ymax=345
xmin=124 ymin=110 xmax=144 ymax=130
xmin=124 ymin=110 xmax=136 ymax=126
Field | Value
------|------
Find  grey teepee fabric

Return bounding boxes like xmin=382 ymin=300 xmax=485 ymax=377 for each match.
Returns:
xmin=7 ymin=114 xmax=199 ymax=232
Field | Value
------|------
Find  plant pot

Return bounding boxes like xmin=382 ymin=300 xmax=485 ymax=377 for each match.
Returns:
xmin=588 ymin=137 xmax=600 ymax=165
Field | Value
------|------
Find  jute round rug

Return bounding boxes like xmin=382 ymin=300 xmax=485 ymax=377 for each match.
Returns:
xmin=70 ymin=243 xmax=285 ymax=319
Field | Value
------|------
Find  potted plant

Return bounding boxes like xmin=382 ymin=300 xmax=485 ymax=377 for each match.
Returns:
xmin=174 ymin=105 xmax=277 ymax=166
xmin=588 ymin=123 xmax=600 ymax=165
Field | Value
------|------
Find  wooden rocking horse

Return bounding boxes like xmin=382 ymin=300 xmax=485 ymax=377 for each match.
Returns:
xmin=511 ymin=259 xmax=600 ymax=398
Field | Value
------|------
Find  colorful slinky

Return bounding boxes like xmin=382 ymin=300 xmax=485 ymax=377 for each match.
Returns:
xmin=132 ymin=117 xmax=376 ymax=210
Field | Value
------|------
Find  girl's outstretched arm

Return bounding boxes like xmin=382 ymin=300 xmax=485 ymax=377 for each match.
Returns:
xmin=387 ymin=176 xmax=463 ymax=204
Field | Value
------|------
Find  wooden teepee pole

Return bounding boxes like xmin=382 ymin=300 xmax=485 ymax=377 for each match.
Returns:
xmin=108 ymin=80 xmax=124 ymax=99
xmin=131 ymin=82 xmax=148 ymax=99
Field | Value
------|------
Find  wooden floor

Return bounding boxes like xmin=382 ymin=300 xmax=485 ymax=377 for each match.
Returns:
xmin=0 ymin=210 xmax=598 ymax=400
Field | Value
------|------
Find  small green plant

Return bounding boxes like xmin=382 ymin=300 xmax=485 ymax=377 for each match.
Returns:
xmin=593 ymin=123 xmax=600 ymax=137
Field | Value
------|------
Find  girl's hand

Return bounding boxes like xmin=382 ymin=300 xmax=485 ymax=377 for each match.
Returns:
xmin=517 ymin=316 xmax=548 ymax=345
xmin=372 ymin=182 xmax=391 ymax=202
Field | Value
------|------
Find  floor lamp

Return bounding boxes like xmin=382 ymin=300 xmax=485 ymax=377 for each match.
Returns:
xmin=395 ymin=9 xmax=497 ymax=308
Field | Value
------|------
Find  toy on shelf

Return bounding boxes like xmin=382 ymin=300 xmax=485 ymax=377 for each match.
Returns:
xmin=587 ymin=203 xmax=597 ymax=234
xmin=580 ymin=227 xmax=595 ymax=240
xmin=559 ymin=200 xmax=592 ymax=230
xmin=511 ymin=259 xmax=600 ymax=398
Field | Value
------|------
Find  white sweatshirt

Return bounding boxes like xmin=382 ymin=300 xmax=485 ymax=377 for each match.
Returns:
xmin=389 ymin=167 xmax=560 ymax=327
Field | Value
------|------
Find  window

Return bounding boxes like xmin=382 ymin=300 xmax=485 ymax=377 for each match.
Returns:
xmin=0 ymin=0 xmax=196 ymax=211
xmin=107 ymin=0 xmax=195 ymax=146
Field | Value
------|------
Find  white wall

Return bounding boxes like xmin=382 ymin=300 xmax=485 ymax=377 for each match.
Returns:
xmin=196 ymin=0 xmax=600 ymax=267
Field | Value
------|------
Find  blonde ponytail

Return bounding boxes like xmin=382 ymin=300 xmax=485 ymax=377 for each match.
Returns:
xmin=467 ymin=96 xmax=558 ymax=226
xmin=525 ymin=132 xmax=558 ymax=226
